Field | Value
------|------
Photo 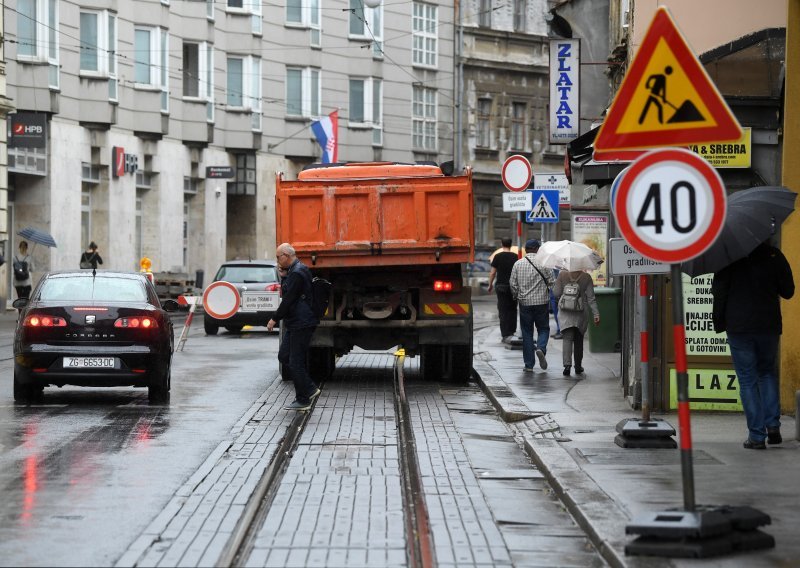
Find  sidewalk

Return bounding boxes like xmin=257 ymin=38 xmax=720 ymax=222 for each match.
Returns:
xmin=472 ymin=302 xmax=800 ymax=568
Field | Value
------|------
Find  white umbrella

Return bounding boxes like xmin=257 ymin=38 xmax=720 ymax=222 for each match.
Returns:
xmin=535 ymin=240 xmax=604 ymax=271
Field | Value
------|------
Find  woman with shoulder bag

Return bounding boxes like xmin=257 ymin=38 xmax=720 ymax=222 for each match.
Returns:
xmin=553 ymin=270 xmax=600 ymax=376
xmin=80 ymin=241 xmax=103 ymax=269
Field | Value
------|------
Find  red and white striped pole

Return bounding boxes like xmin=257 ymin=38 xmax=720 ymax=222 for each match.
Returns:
xmin=639 ymin=275 xmax=651 ymax=422
xmin=670 ymin=264 xmax=695 ymax=511
xmin=177 ymin=296 xmax=198 ymax=352
xmin=517 ymin=212 xmax=523 ymax=259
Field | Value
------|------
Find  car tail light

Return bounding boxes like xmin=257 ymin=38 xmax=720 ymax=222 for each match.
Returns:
xmin=265 ymin=283 xmax=281 ymax=292
xmin=433 ymin=280 xmax=454 ymax=292
xmin=24 ymin=315 xmax=67 ymax=327
xmin=114 ymin=316 xmax=158 ymax=329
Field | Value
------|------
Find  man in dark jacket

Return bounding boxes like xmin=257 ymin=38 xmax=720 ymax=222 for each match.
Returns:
xmin=712 ymin=242 xmax=795 ymax=449
xmin=267 ymin=243 xmax=320 ymax=411
xmin=487 ymin=237 xmax=518 ymax=343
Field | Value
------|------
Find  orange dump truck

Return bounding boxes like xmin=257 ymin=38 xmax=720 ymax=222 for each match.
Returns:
xmin=275 ymin=162 xmax=474 ymax=381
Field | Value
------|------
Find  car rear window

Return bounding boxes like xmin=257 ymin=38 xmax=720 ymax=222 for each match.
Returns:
xmin=214 ymin=265 xmax=278 ymax=283
xmin=39 ymin=276 xmax=148 ymax=302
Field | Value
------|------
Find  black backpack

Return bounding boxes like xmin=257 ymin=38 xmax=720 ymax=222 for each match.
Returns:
xmin=13 ymin=257 xmax=29 ymax=281
xmin=310 ymin=277 xmax=333 ymax=318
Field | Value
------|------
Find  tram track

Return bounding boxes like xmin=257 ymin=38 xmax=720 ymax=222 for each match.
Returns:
xmin=217 ymin=353 xmax=435 ymax=568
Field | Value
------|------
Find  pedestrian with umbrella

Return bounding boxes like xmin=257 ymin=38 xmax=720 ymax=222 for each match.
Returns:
xmin=12 ymin=240 xmax=34 ymax=299
xmin=536 ymin=240 xmax=603 ymax=376
xmin=700 ymin=186 xmax=798 ymax=450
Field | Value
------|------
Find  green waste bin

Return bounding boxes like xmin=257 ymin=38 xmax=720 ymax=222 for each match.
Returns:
xmin=588 ymin=287 xmax=622 ymax=353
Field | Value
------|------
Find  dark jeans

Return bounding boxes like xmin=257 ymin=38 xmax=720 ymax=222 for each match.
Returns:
xmin=495 ymin=285 xmax=517 ymax=338
xmin=561 ymin=327 xmax=584 ymax=367
xmin=14 ymin=285 xmax=31 ymax=299
xmin=519 ymin=303 xmax=549 ymax=369
xmin=278 ymin=326 xmax=318 ymax=403
xmin=727 ymin=332 xmax=781 ymax=443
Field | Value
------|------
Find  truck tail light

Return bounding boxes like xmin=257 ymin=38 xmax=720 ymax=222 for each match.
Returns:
xmin=114 ymin=316 xmax=158 ymax=329
xmin=24 ymin=314 xmax=67 ymax=327
xmin=433 ymin=280 xmax=454 ymax=292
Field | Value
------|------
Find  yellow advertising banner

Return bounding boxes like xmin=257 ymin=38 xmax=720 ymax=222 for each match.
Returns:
xmin=669 ymin=368 xmax=743 ymax=411
xmin=688 ymin=127 xmax=752 ymax=168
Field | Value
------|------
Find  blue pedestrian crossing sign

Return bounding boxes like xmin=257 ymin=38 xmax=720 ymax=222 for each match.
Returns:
xmin=526 ymin=189 xmax=560 ymax=223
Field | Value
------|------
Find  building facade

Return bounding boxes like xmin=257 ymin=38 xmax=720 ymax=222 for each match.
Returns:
xmin=458 ymin=0 xmax=563 ymax=273
xmin=5 ymin=0 xmax=456 ymax=301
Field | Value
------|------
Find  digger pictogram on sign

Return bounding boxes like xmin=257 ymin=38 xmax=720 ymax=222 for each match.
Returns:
xmin=594 ymin=7 xmax=741 ymax=153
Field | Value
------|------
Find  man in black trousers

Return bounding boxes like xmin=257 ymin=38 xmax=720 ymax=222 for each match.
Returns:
xmin=267 ymin=243 xmax=321 ymax=411
xmin=487 ymin=237 xmax=519 ymax=344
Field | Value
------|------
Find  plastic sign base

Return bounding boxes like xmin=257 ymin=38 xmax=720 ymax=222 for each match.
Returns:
xmin=614 ymin=417 xmax=677 ymax=449
xmin=626 ymin=505 xmax=774 ymax=558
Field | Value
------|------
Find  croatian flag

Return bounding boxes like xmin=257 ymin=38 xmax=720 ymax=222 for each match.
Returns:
xmin=311 ymin=110 xmax=339 ymax=164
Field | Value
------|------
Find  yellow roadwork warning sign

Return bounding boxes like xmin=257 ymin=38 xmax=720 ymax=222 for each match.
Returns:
xmin=594 ymin=7 xmax=741 ymax=153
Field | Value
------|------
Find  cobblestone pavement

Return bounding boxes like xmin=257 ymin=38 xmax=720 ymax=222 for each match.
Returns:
xmin=119 ymin=348 xmax=604 ymax=568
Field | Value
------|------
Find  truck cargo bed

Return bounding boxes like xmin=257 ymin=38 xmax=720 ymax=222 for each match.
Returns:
xmin=275 ymin=164 xmax=473 ymax=268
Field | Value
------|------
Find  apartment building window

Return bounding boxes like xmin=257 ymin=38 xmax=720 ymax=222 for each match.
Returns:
xmin=349 ymin=0 xmax=383 ymax=56
xmin=510 ymin=102 xmax=526 ymax=150
xmin=286 ymin=67 xmax=321 ymax=118
xmin=207 ymin=0 xmax=214 ymax=19
xmin=227 ymin=55 xmax=262 ymax=129
xmin=476 ymin=99 xmax=491 ymax=148
xmin=82 ymin=162 xmax=101 ymax=183
xmin=17 ymin=0 xmax=59 ymax=88
xmin=82 ymin=191 xmax=92 ymax=255
xmin=349 ymin=77 xmax=382 ymax=145
xmin=229 ymin=153 xmax=257 ymax=196
xmin=412 ymin=2 xmax=437 ymax=68
xmin=8 ymin=146 xmax=47 ymax=175
xmin=184 ymin=42 xmax=214 ymax=121
xmin=479 ymin=0 xmax=492 ymax=28
xmin=620 ymin=0 xmax=630 ymax=28
xmin=412 ymin=85 xmax=437 ymax=151
xmin=287 ymin=0 xmax=322 ymax=47
xmin=136 ymin=171 xmax=154 ymax=189
xmin=475 ymin=198 xmax=491 ymax=245
xmin=513 ymin=0 xmax=526 ymax=32
xmin=134 ymin=26 xmax=169 ymax=112
xmin=80 ymin=10 xmax=118 ymax=100
xmin=227 ymin=0 xmax=261 ymax=34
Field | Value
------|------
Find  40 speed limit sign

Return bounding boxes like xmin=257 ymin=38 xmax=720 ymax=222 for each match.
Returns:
xmin=614 ymin=148 xmax=726 ymax=263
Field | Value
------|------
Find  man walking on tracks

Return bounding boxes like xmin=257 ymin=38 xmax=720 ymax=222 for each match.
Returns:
xmin=267 ymin=243 xmax=321 ymax=411
xmin=510 ymin=239 xmax=555 ymax=372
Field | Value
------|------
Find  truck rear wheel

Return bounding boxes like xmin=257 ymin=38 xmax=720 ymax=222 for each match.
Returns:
xmin=442 ymin=345 xmax=472 ymax=384
xmin=420 ymin=345 xmax=443 ymax=381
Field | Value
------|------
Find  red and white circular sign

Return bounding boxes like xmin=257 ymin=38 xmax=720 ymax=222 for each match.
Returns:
xmin=614 ymin=148 xmax=726 ymax=264
xmin=202 ymin=281 xmax=240 ymax=319
xmin=501 ymin=155 xmax=532 ymax=192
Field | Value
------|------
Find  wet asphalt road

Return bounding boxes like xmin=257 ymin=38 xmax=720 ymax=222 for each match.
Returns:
xmin=0 ymin=320 xmax=276 ymax=566
xmin=0 ymin=304 xmax=603 ymax=567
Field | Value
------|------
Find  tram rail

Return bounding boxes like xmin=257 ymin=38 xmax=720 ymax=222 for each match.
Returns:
xmin=216 ymin=353 xmax=435 ymax=568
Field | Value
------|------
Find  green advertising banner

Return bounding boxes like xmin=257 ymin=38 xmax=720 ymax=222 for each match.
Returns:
xmin=669 ymin=368 xmax=743 ymax=411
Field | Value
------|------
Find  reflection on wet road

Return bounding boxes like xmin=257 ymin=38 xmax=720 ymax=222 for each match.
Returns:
xmin=0 ymin=325 xmax=278 ymax=566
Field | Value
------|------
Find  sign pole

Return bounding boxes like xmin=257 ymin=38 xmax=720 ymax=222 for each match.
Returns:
xmin=670 ymin=263 xmax=696 ymax=511
xmin=639 ymin=275 xmax=651 ymax=423
xmin=517 ymin=212 xmax=523 ymax=259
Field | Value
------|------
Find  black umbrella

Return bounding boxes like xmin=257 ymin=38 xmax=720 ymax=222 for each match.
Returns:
xmin=18 ymin=226 xmax=57 ymax=248
xmin=681 ymin=186 xmax=797 ymax=277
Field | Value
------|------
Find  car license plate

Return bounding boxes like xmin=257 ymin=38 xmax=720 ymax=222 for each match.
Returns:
xmin=241 ymin=292 xmax=280 ymax=312
xmin=63 ymin=357 xmax=117 ymax=369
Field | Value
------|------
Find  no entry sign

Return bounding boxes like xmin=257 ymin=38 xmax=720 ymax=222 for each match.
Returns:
xmin=501 ymin=155 xmax=532 ymax=192
xmin=202 ymin=281 xmax=240 ymax=319
xmin=614 ymin=148 xmax=726 ymax=264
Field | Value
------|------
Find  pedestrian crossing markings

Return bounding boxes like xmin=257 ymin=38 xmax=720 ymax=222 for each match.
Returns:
xmin=532 ymin=194 xmax=557 ymax=219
